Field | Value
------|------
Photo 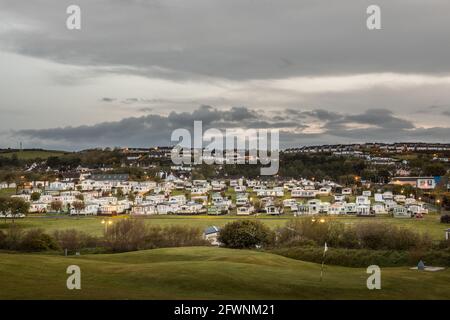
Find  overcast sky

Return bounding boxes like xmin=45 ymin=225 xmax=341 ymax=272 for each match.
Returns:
xmin=1 ymin=0 xmax=450 ymax=150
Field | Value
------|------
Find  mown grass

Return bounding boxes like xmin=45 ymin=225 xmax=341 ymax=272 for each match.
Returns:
xmin=0 ymin=150 xmax=67 ymax=160
xmin=0 ymin=247 xmax=449 ymax=299
xmin=0 ymin=188 xmax=16 ymax=197
xmin=2 ymin=214 xmax=447 ymax=240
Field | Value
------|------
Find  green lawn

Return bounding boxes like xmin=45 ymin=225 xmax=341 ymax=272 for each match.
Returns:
xmin=0 ymin=247 xmax=448 ymax=299
xmin=0 ymin=150 xmax=67 ymax=160
xmin=0 ymin=188 xmax=16 ymax=197
xmin=2 ymin=214 xmax=448 ymax=240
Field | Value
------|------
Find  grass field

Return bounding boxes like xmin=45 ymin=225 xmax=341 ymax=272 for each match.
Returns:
xmin=1 ymin=213 xmax=448 ymax=240
xmin=0 ymin=150 xmax=67 ymax=160
xmin=0 ymin=188 xmax=16 ymax=197
xmin=0 ymin=247 xmax=448 ymax=299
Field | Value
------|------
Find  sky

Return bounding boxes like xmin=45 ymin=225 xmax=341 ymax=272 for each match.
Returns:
xmin=1 ymin=0 xmax=450 ymax=150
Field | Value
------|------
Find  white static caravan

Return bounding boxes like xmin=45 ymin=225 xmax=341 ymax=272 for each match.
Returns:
xmin=131 ymin=204 xmax=157 ymax=215
xmin=282 ymin=199 xmax=297 ymax=209
xmin=394 ymin=195 xmax=406 ymax=203
xmin=371 ymin=203 xmax=387 ymax=215
xmin=291 ymin=189 xmax=316 ymax=198
xmin=328 ymin=202 xmax=346 ymax=215
xmin=374 ymin=193 xmax=384 ymax=202
xmin=307 ymin=200 xmax=330 ymax=214
xmin=408 ymin=203 xmax=428 ymax=215
xmin=344 ymin=203 xmax=357 ymax=214
xmin=236 ymin=206 xmax=255 ymax=215
xmin=234 ymin=185 xmax=247 ymax=193
xmin=393 ymin=206 xmax=410 ymax=218
xmin=362 ymin=190 xmax=372 ymax=197
xmin=236 ymin=194 xmax=249 ymax=206
xmin=356 ymin=205 xmax=371 ymax=216
xmin=356 ymin=196 xmax=371 ymax=206
xmin=342 ymin=188 xmax=352 ymax=195
xmin=264 ymin=205 xmax=281 ymax=215
xmin=317 ymin=187 xmax=332 ymax=196
xmin=382 ymin=191 xmax=394 ymax=200
xmin=29 ymin=203 xmax=48 ymax=213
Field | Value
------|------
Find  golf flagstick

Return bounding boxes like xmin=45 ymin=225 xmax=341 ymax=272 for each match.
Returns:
xmin=320 ymin=242 xmax=328 ymax=282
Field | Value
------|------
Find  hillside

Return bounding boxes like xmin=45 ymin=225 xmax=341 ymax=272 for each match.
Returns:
xmin=0 ymin=149 xmax=68 ymax=160
xmin=0 ymin=247 xmax=449 ymax=299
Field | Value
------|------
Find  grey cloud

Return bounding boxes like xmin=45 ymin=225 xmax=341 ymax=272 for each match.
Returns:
xmin=341 ymin=109 xmax=414 ymax=129
xmin=1 ymin=0 xmax=450 ymax=81
xmin=13 ymin=106 xmax=450 ymax=150
xmin=101 ymin=97 xmax=116 ymax=102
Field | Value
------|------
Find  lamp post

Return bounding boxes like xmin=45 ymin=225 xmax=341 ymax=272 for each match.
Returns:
xmin=101 ymin=219 xmax=113 ymax=233
xmin=436 ymin=199 xmax=442 ymax=214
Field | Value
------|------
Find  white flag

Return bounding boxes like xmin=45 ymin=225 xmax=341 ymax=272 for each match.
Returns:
xmin=324 ymin=242 xmax=328 ymax=253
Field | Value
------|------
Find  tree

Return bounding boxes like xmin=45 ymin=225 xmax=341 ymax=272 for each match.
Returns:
xmin=0 ymin=197 xmax=10 ymax=223
xmin=72 ymin=201 xmax=85 ymax=217
xmin=75 ymin=194 xmax=84 ymax=201
xmin=50 ymin=200 xmax=63 ymax=213
xmin=218 ymin=220 xmax=274 ymax=249
xmin=424 ymin=164 xmax=447 ymax=177
xmin=116 ymin=187 xmax=124 ymax=199
xmin=20 ymin=229 xmax=59 ymax=252
xmin=30 ymin=192 xmax=41 ymax=202
xmin=8 ymin=197 xmax=30 ymax=223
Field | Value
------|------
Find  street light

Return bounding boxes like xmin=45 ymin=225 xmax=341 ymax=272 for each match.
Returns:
xmin=101 ymin=219 xmax=113 ymax=233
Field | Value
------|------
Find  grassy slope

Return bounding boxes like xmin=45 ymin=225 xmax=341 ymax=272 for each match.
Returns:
xmin=3 ymin=214 xmax=448 ymax=240
xmin=0 ymin=188 xmax=16 ymax=197
xmin=0 ymin=247 xmax=449 ymax=300
xmin=0 ymin=150 xmax=67 ymax=160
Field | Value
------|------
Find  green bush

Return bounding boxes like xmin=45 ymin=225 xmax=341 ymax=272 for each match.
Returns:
xmin=3 ymin=225 xmax=24 ymax=250
xmin=218 ymin=220 xmax=275 ymax=249
xmin=145 ymin=225 xmax=209 ymax=249
xmin=270 ymin=246 xmax=409 ymax=267
xmin=277 ymin=219 xmax=432 ymax=251
xmin=103 ymin=219 xmax=209 ymax=252
xmin=0 ymin=229 xmax=5 ymax=248
xmin=20 ymin=229 xmax=59 ymax=252
xmin=271 ymin=246 xmax=450 ymax=267
xmin=103 ymin=219 xmax=148 ymax=252
xmin=53 ymin=229 xmax=98 ymax=254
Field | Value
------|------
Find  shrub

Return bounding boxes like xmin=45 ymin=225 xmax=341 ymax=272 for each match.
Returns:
xmin=276 ymin=219 xmax=432 ymax=251
xmin=3 ymin=225 xmax=24 ymax=250
xmin=53 ymin=229 xmax=98 ymax=254
xmin=276 ymin=218 xmax=333 ymax=246
xmin=145 ymin=225 xmax=209 ymax=248
xmin=218 ymin=220 xmax=275 ymax=249
xmin=20 ymin=229 xmax=59 ymax=252
xmin=440 ymin=215 xmax=450 ymax=224
xmin=103 ymin=219 xmax=148 ymax=252
xmin=0 ymin=230 xmax=5 ymax=248
xmin=270 ymin=246 xmax=410 ymax=267
xmin=355 ymin=223 xmax=430 ymax=250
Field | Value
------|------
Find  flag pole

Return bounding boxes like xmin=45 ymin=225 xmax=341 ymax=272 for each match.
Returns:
xmin=320 ymin=242 xmax=327 ymax=282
